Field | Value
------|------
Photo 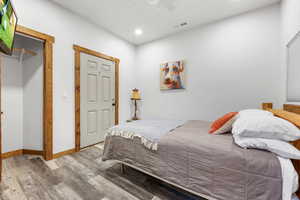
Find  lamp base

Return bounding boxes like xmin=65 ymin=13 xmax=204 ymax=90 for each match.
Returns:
xmin=132 ymin=117 xmax=139 ymax=121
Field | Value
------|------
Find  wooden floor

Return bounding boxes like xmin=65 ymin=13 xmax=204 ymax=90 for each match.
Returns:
xmin=0 ymin=145 xmax=204 ymax=200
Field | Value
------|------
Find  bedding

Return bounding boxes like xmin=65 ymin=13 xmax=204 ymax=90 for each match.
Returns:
xmin=277 ymin=156 xmax=299 ymax=200
xmin=238 ymin=109 xmax=273 ymax=117
xmin=105 ymin=120 xmax=186 ymax=151
xmin=233 ymin=114 xmax=300 ymax=200
xmin=103 ymin=120 xmax=283 ymax=200
xmin=232 ymin=115 xmax=300 ymax=141
xmin=233 ymin=135 xmax=300 ymax=160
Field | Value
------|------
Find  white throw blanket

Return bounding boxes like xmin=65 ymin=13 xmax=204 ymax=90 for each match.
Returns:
xmin=105 ymin=120 xmax=186 ymax=151
xmin=277 ymin=157 xmax=299 ymax=200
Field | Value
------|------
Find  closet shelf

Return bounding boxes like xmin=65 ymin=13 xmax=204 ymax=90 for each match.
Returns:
xmin=1 ymin=47 xmax=37 ymax=61
xmin=13 ymin=48 xmax=37 ymax=56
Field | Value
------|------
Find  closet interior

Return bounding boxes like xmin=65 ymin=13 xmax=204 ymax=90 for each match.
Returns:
xmin=1 ymin=33 xmax=44 ymax=155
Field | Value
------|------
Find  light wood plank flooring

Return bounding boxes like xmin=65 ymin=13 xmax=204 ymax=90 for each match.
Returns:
xmin=0 ymin=145 xmax=204 ymax=200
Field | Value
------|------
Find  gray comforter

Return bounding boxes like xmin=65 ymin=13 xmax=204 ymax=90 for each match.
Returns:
xmin=102 ymin=120 xmax=282 ymax=200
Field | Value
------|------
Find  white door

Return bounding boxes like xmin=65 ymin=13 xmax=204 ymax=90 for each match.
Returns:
xmin=80 ymin=53 xmax=115 ymax=148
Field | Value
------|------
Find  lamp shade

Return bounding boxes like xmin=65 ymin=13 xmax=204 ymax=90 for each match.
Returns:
xmin=131 ymin=88 xmax=141 ymax=100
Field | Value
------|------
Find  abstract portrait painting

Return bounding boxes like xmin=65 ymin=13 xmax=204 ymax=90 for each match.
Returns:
xmin=160 ymin=61 xmax=185 ymax=90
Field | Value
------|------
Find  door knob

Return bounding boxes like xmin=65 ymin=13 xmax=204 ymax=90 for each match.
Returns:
xmin=112 ymin=103 xmax=116 ymax=106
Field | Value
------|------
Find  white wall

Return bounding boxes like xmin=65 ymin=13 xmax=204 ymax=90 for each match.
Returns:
xmin=281 ymin=0 xmax=300 ymax=46
xmin=13 ymin=0 xmax=136 ymax=153
xmin=135 ymin=5 xmax=282 ymax=121
xmin=23 ymin=44 xmax=43 ymax=151
xmin=281 ymin=0 xmax=300 ymax=104
xmin=2 ymin=57 xmax=23 ymax=153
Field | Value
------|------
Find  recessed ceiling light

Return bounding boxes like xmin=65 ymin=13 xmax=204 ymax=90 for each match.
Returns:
xmin=135 ymin=29 xmax=143 ymax=36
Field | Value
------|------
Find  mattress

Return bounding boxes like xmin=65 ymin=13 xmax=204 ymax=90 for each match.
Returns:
xmin=102 ymin=120 xmax=282 ymax=200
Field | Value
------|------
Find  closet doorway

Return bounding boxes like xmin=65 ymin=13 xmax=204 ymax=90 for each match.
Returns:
xmin=74 ymin=45 xmax=119 ymax=151
xmin=0 ymin=25 xmax=54 ymax=168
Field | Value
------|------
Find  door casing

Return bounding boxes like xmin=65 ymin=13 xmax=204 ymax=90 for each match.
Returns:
xmin=16 ymin=25 xmax=54 ymax=161
xmin=73 ymin=45 xmax=119 ymax=152
xmin=0 ymin=25 xmax=55 ymax=161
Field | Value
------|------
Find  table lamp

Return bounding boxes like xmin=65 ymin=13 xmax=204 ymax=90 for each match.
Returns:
xmin=131 ymin=88 xmax=141 ymax=120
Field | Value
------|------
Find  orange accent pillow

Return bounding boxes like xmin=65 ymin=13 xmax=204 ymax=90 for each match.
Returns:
xmin=209 ymin=112 xmax=238 ymax=134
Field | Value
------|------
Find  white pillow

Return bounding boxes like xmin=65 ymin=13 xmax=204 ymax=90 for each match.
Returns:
xmin=233 ymin=135 xmax=300 ymax=159
xmin=238 ymin=109 xmax=273 ymax=118
xmin=232 ymin=115 xmax=300 ymax=142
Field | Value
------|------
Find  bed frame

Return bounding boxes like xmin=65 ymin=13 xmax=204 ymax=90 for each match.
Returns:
xmin=262 ymin=103 xmax=300 ymax=196
xmin=119 ymin=161 xmax=216 ymax=200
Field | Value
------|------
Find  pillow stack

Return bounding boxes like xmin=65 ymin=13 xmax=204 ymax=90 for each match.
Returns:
xmin=209 ymin=109 xmax=272 ymax=135
xmin=232 ymin=109 xmax=300 ymax=160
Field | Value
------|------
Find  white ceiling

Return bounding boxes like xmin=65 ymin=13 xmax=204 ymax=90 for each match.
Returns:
xmin=52 ymin=0 xmax=280 ymax=45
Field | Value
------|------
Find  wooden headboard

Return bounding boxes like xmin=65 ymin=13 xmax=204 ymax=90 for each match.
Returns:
xmin=262 ymin=103 xmax=300 ymax=195
xmin=284 ymin=104 xmax=300 ymax=115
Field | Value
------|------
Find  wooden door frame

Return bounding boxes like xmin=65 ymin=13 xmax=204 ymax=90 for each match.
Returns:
xmin=73 ymin=45 xmax=119 ymax=152
xmin=15 ymin=25 xmax=55 ymax=160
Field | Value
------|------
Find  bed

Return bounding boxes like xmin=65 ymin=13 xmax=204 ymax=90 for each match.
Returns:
xmin=103 ymin=119 xmax=290 ymax=199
